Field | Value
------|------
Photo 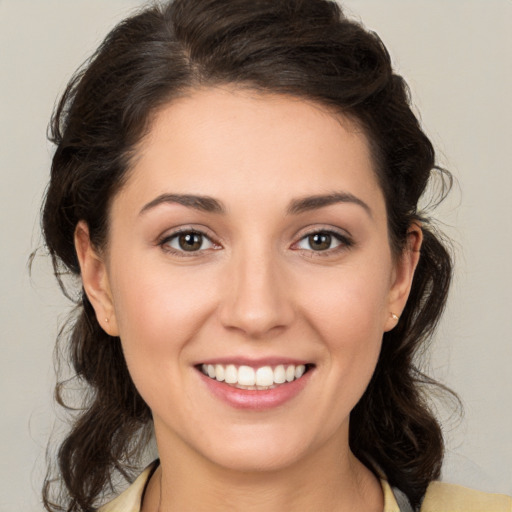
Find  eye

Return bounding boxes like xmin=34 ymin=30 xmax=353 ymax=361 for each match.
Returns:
xmin=295 ymin=230 xmax=351 ymax=252
xmin=161 ymin=230 xmax=216 ymax=253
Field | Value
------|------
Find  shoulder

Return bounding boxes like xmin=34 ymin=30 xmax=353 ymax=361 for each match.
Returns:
xmin=420 ymin=481 xmax=512 ymax=512
xmin=96 ymin=462 xmax=157 ymax=512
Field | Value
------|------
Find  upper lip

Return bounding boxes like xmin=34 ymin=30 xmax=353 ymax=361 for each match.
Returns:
xmin=195 ymin=357 xmax=312 ymax=368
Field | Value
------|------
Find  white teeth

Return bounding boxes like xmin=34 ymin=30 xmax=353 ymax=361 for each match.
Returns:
xmin=200 ymin=363 xmax=310 ymax=388
xmin=224 ymin=364 xmax=238 ymax=384
xmin=285 ymin=365 xmax=295 ymax=382
xmin=274 ymin=365 xmax=286 ymax=384
xmin=295 ymin=364 xmax=306 ymax=379
xmin=238 ymin=366 xmax=255 ymax=386
xmin=256 ymin=366 xmax=274 ymax=387
xmin=215 ymin=364 xmax=225 ymax=382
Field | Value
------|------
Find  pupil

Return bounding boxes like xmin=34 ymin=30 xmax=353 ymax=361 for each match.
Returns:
xmin=179 ymin=233 xmax=202 ymax=251
xmin=310 ymin=233 xmax=331 ymax=250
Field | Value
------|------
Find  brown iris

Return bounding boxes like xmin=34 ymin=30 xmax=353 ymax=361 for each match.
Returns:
xmin=308 ymin=233 xmax=332 ymax=251
xmin=178 ymin=232 xmax=203 ymax=251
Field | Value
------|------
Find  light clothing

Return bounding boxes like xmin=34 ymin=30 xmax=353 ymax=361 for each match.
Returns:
xmin=98 ymin=464 xmax=153 ymax=512
xmin=420 ymin=482 xmax=512 ymax=512
xmin=98 ymin=461 xmax=512 ymax=512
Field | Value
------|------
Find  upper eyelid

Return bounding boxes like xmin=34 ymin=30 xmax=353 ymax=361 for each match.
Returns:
xmin=293 ymin=225 xmax=353 ymax=241
xmin=158 ymin=225 xmax=218 ymax=243
xmin=291 ymin=227 xmax=354 ymax=252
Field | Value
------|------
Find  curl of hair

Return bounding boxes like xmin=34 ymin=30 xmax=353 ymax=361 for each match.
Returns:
xmin=41 ymin=1 xmax=457 ymax=510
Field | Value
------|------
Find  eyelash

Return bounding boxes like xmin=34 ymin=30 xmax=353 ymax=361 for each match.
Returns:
xmin=158 ymin=228 xmax=219 ymax=257
xmin=292 ymin=229 xmax=354 ymax=257
xmin=158 ymin=227 xmax=353 ymax=257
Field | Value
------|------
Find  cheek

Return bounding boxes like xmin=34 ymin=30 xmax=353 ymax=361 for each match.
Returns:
xmin=108 ymin=259 xmax=220 ymax=399
xmin=107 ymin=262 xmax=220 ymax=415
xmin=297 ymin=261 xmax=391 ymax=395
xmin=111 ymin=258 xmax=215 ymax=339
xmin=299 ymin=260 xmax=392 ymax=339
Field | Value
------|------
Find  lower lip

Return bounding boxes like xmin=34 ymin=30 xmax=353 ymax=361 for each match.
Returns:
xmin=198 ymin=369 xmax=313 ymax=410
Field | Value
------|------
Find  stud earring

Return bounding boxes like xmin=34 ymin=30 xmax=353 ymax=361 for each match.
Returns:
xmin=390 ymin=313 xmax=399 ymax=321
xmin=105 ymin=317 xmax=109 ymax=323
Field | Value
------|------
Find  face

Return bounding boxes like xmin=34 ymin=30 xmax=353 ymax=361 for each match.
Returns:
xmin=77 ymin=87 xmax=419 ymax=473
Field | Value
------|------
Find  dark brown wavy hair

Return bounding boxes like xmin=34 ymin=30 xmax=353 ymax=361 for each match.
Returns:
xmin=41 ymin=0 xmax=456 ymax=510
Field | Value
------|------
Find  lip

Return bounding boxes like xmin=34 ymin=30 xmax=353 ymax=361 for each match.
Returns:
xmin=196 ymin=363 xmax=314 ymax=410
xmin=196 ymin=357 xmax=311 ymax=368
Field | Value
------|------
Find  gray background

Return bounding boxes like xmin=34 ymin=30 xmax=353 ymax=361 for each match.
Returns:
xmin=1 ymin=1 xmax=510 ymax=510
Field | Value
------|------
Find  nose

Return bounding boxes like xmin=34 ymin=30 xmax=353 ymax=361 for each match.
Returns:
xmin=218 ymin=249 xmax=295 ymax=339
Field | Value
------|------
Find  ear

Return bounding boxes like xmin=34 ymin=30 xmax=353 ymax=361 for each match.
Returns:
xmin=74 ymin=221 xmax=119 ymax=336
xmin=384 ymin=223 xmax=423 ymax=332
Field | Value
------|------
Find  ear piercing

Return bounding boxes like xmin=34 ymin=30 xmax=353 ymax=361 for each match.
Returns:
xmin=105 ymin=317 xmax=109 ymax=323
xmin=390 ymin=312 xmax=399 ymax=321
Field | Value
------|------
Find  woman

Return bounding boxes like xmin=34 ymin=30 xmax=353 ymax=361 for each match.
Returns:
xmin=41 ymin=0 xmax=511 ymax=511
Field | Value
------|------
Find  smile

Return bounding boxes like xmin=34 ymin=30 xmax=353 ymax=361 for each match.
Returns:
xmin=199 ymin=363 xmax=310 ymax=390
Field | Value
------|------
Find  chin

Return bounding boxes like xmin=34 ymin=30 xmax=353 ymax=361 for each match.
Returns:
xmin=206 ymin=441 xmax=306 ymax=474
xmin=192 ymin=422 xmax=323 ymax=474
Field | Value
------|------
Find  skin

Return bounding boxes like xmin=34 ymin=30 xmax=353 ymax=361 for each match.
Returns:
xmin=75 ymin=87 xmax=422 ymax=511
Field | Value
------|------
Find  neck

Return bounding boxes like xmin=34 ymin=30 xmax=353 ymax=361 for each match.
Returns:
xmin=144 ymin=426 xmax=383 ymax=512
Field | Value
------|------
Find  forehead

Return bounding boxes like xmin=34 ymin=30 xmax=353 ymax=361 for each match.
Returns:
xmin=119 ymin=87 xmax=384 ymax=218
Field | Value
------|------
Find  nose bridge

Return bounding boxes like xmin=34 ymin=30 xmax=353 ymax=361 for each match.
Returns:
xmin=219 ymin=240 xmax=293 ymax=337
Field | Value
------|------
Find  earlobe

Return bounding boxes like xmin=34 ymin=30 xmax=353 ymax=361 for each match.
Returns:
xmin=384 ymin=223 xmax=423 ymax=332
xmin=74 ymin=221 xmax=119 ymax=336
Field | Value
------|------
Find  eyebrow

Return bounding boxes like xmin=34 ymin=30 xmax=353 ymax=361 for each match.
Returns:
xmin=139 ymin=191 xmax=372 ymax=217
xmin=287 ymin=192 xmax=372 ymax=217
xmin=139 ymin=193 xmax=225 ymax=215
